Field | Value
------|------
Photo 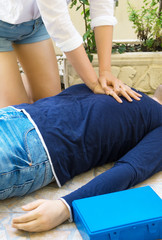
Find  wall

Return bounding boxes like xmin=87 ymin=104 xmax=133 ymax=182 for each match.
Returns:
xmin=68 ymin=0 xmax=145 ymax=41
xmin=113 ymin=0 xmax=144 ymax=40
xmin=54 ymin=0 xmax=144 ymax=54
xmin=56 ymin=1 xmax=162 ymax=94
xmin=63 ymin=52 xmax=162 ymax=95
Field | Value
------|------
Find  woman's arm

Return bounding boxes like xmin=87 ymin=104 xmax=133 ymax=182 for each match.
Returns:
xmin=65 ymin=45 xmax=99 ymax=92
xmin=65 ymin=44 xmax=141 ymax=102
xmin=94 ymin=25 xmax=141 ymax=102
xmin=37 ymin=0 xmax=141 ymax=102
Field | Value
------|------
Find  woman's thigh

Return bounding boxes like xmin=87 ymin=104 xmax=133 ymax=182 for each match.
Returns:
xmin=13 ymin=39 xmax=61 ymax=102
xmin=0 ymin=107 xmax=54 ymax=200
xmin=0 ymin=51 xmax=29 ymax=108
xmin=0 ymin=18 xmax=61 ymax=105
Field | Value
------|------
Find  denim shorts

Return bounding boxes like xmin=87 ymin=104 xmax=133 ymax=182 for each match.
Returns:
xmin=0 ymin=17 xmax=50 ymax=52
xmin=0 ymin=107 xmax=54 ymax=200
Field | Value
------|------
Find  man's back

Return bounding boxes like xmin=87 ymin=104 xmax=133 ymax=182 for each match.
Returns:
xmin=14 ymin=84 xmax=162 ymax=186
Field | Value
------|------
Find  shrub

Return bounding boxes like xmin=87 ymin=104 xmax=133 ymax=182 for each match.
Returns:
xmin=70 ymin=0 xmax=162 ymax=58
xmin=128 ymin=0 xmax=162 ymax=51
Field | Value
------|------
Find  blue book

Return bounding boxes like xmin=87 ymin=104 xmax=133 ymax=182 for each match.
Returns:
xmin=72 ymin=186 xmax=162 ymax=240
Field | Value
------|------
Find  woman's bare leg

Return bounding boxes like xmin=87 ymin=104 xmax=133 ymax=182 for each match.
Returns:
xmin=13 ymin=39 xmax=61 ymax=102
xmin=0 ymin=51 xmax=29 ymax=108
xmin=21 ymin=72 xmax=33 ymax=103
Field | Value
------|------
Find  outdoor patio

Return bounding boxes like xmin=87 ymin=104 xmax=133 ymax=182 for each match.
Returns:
xmin=0 ymin=0 xmax=161 ymax=239
xmin=0 ymin=163 xmax=161 ymax=240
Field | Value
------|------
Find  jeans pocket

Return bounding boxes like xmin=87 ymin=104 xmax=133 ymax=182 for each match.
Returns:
xmin=0 ymin=179 xmax=34 ymax=200
xmin=24 ymin=127 xmax=35 ymax=166
xmin=24 ymin=127 xmax=47 ymax=166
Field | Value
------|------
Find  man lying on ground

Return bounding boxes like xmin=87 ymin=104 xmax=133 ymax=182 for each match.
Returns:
xmin=0 ymin=84 xmax=161 ymax=232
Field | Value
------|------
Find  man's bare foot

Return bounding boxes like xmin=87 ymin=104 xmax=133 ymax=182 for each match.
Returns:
xmin=152 ymin=85 xmax=162 ymax=104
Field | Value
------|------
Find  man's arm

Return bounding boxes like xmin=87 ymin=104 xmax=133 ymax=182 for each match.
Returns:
xmin=12 ymin=126 xmax=162 ymax=232
xmin=12 ymin=199 xmax=70 ymax=232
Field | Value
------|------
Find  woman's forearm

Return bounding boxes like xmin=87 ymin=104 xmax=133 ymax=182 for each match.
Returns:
xmin=65 ymin=27 xmax=141 ymax=102
xmin=65 ymin=45 xmax=98 ymax=92
xmin=94 ymin=25 xmax=113 ymax=73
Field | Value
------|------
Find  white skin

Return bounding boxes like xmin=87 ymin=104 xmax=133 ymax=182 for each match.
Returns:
xmin=152 ymin=85 xmax=162 ymax=105
xmin=65 ymin=26 xmax=142 ymax=103
xmin=0 ymin=39 xmax=61 ymax=108
xmin=12 ymin=199 xmax=70 ymax=232
xmin=152 ymin=97 xmax=161 ymax=104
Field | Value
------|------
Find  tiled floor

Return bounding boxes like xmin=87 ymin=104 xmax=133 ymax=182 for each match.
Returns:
xmin=0 ymin=163 xmax=161 ymax=240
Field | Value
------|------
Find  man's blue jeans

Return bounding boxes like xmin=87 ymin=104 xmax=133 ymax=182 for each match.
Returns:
xmin=0 ymin=107 xmax=53 ymax=200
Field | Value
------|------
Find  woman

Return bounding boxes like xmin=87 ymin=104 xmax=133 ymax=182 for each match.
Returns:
xmin=0 ymin=0 xmax=140 ymax=107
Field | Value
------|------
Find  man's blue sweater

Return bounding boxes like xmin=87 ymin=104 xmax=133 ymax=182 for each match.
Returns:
xmin=14 ymin=84 xmax=162 ymax=208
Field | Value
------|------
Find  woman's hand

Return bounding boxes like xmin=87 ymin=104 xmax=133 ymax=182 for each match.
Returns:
xmin=12 ymin=199 xmax=70 ymax=232
xmin=97 ymin=70 xmax=142 ymax=103
xmin=93 ymin=26 xmax=142 ymax=103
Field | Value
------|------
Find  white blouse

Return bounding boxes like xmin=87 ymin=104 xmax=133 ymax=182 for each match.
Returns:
xmin=0 ymin=0 xmax=117 ymax=52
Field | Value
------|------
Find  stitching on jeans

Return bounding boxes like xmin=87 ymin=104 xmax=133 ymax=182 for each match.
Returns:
xmin=0 ymin=179 xmax=34 ymax=194
xmin=0 ymin=161 xmax=49 ymax=176
xmin=0 ymin=115 xmax=24 ymax=120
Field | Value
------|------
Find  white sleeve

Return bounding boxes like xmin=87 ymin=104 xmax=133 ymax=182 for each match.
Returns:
xmin=36 ymin=0 xmax=83 ymax=52
xmin=59 ymin=198 xmax=73 ymax=222
xmin=90 ymin=0 xmax=117 ymax=29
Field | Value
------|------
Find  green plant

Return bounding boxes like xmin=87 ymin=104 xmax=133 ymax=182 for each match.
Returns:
xmin=70 ymin=0 xmax=96 ymax=62
xmin=70 ymin=0 xmax=162 ymax=57
xmin=112 ymin=43 xmax=142 ymax=53
xmin=128 ymin=0 xmax=162 ymax=51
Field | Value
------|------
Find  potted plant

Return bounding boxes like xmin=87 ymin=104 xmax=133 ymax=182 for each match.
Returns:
xmin=63 ymin=0 xmax=162 ymax=95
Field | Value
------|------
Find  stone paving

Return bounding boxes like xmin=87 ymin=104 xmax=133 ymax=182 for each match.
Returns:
xmin=0 ymin=163 xmax=161 ymax=240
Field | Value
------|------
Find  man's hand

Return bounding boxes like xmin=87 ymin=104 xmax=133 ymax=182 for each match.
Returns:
xmin=97 ymin=71 xmax=142 ymax=103
xmin=12 ymin=199 xmax=70 ymax=232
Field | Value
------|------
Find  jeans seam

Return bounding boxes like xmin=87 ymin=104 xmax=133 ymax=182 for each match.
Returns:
xmin=0 ymin=115 xmax=24 ymax=120
xmin=0 ymin=160 xmax=49 ymax=176
xmin=0 ymin=179 xmax=34 ymax=194
xmin=42 ymin=161 xmax=49 ymax=187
